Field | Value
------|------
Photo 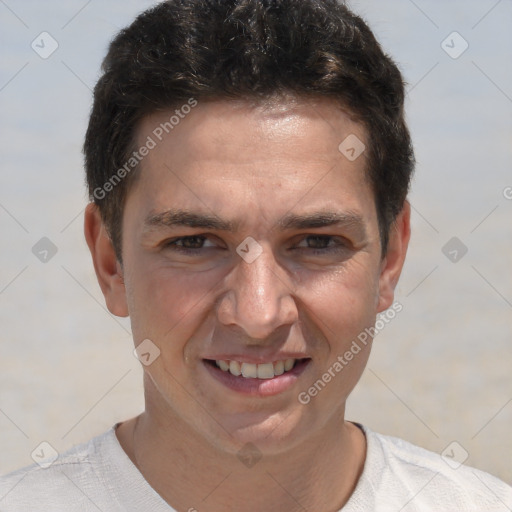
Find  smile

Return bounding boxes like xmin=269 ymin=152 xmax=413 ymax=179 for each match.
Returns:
xmin=203 ymin=358 xmax=311 ymax=396
xmin=215 ymin=359 xmax=298 ymax=379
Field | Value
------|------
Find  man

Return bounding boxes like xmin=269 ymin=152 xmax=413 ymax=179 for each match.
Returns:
xmin=1 ymin=0 xmax=511 ymax=510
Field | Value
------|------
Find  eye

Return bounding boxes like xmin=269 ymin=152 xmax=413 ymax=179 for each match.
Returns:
xmin=162 ymin=235 xmax=217 ymax=254
xmin=294 ymin=235 xmax=347 ymax=254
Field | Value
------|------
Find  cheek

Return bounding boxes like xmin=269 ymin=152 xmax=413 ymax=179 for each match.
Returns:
xmin=302 ymin=256 xmax=380 ymax=339
xmin=126 ymin=260 xmax=222 ymax=349
xmin=296 ymin=260 xmax=378 ymax=408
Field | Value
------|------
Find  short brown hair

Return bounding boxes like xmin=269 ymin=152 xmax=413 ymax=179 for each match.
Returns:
xmin=84 ymin=0 xmax=414 ymax=261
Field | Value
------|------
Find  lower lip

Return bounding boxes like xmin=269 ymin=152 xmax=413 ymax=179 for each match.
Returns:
xmin=203 ymin=359 xmax=311 ymax=397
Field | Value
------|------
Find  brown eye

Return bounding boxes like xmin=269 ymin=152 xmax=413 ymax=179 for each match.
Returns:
xmin=163 ymin=235 xmax=216 ymax=253
xmin=295 ymin=235 xmax=346 ymax=253
xmin=304 ymin=235 xmax=333 ymax=249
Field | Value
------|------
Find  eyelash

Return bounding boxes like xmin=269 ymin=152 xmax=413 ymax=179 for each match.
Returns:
xmin=162 ymin=235 xmax=347 ymax=255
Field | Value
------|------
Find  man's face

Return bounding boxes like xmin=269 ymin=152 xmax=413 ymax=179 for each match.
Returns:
xmin=111 ymin=98 xmax=404 ymax=454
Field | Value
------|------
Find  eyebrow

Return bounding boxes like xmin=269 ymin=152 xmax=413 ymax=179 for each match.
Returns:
xmin=144 ymin=210 xmax=238 ymax=232
xmin=276 ymin=211 xmax=365 ymax=233
xmin=143 ymin=208 xmax=367 ymax=236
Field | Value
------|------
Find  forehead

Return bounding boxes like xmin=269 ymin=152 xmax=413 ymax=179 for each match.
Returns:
xmin=126 ymin=97 xmax=376 ymax=232
xmin=138 ymin=97 xmax=366 ymax=168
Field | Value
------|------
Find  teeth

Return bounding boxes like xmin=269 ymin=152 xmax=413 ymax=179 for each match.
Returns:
xmin=284 ymin=358 xmax=295 ymax=371
xmin=257 ymin=363 xmax=274 ymax=379
xmin=215 ymin=359 xmax=298 ymax=379
xmin=241 ymin=362 xmax=258 ymax=378
xmin=218 ymin=360 xmax=230 ymax=371
xmin=229 ymin=360 xmax=241 ymax=376
xmin=273 ymin=360 xmax=284 ymax=376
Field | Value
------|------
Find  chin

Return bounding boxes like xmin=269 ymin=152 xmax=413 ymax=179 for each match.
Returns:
xmin=209 ymin=407 xmax=311 ymax=456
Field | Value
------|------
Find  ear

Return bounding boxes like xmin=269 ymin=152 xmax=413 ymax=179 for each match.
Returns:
xmin=84 ymin=203 xmax=129 ymax=317
xmin=376 ymin=200 xmax=411 ymax=313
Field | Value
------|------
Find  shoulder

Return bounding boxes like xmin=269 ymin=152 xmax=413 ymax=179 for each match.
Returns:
xmin=0 ymin=428 xmax=119 ymax=512
xmin=348 ymin=424 xmax=512 ymax=511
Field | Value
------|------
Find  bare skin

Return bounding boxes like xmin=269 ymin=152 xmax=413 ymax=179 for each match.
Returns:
xmin=85 ymin=96 xmax=410 ymax=511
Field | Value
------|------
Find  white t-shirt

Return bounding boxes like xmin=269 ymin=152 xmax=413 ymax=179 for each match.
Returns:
xmin=1 ymin=424 xmax=511 ymax=511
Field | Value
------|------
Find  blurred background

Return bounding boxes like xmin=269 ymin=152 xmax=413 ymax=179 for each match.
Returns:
xmin=1 ymin=0 xmax=511 ymax=483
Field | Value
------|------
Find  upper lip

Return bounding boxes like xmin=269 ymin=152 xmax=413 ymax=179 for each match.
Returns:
xmin=203 ymin=353 xmax=311 ymax=364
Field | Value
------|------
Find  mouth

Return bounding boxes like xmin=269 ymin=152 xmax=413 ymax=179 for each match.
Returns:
xmin=202 ymin=357 xmax=311 ymax=396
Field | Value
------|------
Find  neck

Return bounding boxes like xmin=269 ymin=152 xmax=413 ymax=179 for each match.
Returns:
xmin=117 ymin=400 xmax=366 ymax=512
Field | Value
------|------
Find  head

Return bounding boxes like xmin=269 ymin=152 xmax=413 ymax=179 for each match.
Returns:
xmin=84 ymin=0 xmax=413 ymax=455
xmin=85 ymin=0 xmax=414 ymax=262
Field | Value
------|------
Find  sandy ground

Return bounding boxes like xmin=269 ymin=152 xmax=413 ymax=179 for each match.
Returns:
xmin=1 ymin=0 xmax=511 ymax=487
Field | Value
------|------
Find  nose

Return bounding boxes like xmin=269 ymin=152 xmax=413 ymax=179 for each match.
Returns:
xmin=216 ymin=244 xmax=299 ymax=341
